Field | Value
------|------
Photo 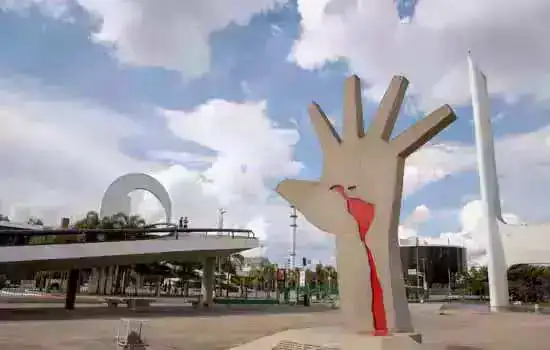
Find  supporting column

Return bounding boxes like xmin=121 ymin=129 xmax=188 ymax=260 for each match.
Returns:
xmin=201 ymin=257 xmax=216 ymax=307
xmin=65 ymin=269 xmax=79 ymax=310
xmin=98 ymin=267 xmax=107 ymax=294
xmin=88 ymin=268 xmax=99 ymax=294
xmin=105 ymin=266 xmax=114 ymax=295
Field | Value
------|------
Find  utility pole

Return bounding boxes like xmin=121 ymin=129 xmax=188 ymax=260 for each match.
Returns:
xmin=217 ymin=208 xmax=227 ymax=236
xmin=420 ymin=257 xmax=428 ymax=302
xmin=290 ymin=206 xmax=297 ymax=270
xmin=447 ymin=237 xmax=452 ymax=297
xmin=415 ymin=236 xmax=421 ymax=300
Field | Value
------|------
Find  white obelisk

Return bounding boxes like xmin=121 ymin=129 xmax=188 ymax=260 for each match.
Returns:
xmin=468 ymin=52 xmax=509 ymax=311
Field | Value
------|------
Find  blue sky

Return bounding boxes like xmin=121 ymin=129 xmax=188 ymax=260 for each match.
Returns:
xmin=1 ymin=0 xmax=550 ymax=265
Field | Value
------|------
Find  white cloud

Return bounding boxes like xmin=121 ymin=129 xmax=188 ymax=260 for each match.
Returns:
xmin=409 ymin=204 xmax=430 ymax=224
xmin=401 ymin=117 xmax=550 ymax=202
xmin=291 ymin=0 xmax=550 ymax=108
xmin=1 ymin=0 xmax=288 ymax=77
xmin=127 ymin=98 xmax=308 ymax=258
xmin=161 ymin=100 xmax=302 ymax=206
xmin=75 ymin=0 xmax=287 ymax=78
xmin=403 ymin=143 xmax=476 ymax=196
xmin=399 ymin=204 xmax=431 ymax=239
xmin=0 ymin=76 xmax=155 ymax=222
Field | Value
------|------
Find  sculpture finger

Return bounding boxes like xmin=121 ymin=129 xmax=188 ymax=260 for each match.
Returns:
xmin=343 ymin=75 xmax=365 ymax=142
xmin=366 ymin=76 xmax=409 ymax=141
xmin=308 ymin=103 xmax=341 ymax=155
xmin=390 ymin=105 xmax=456 ymax=158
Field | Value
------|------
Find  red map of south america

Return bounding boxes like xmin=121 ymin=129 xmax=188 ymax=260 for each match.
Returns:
xmin=330 ymin=185 xmax=388 ymax=336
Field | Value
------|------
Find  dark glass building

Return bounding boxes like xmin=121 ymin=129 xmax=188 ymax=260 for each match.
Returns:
xmin=400 ymin=244 xmax=467 ymax=289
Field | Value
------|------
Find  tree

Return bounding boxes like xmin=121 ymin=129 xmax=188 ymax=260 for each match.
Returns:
xmin=261 ymin=263 xmax=277 ymax=298
xmin=457 ymin=264 xmax=550 ymax=303
xmin=73 ymin=211 xmax=147 ymax=242
xmin=508 ymin=264 xmax=549 ymax=302
xmin=463 ymin=266 xmax=488 ymax=298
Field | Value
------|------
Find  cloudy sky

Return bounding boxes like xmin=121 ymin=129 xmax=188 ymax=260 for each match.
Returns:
xmin=0 ymin=0 xmax=549 ymax=266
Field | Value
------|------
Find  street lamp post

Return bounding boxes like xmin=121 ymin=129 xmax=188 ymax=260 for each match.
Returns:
xmin=217 ymin=208 xmax=227 ymax=297
xmin=416 ymin=236 xmax=421 ymax=300
xmin=217 ymin=208 xmax=227 ymax=235
xmin=447 ymin=237 xmax=452 ymax=297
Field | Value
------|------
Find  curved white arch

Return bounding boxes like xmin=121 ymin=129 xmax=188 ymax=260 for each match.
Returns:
xmin=100 ymin=173 xmax=172 ymax=223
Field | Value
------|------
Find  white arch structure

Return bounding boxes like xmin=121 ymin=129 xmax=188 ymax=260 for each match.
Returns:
xmin=99 ymin=173 xmax=172 ymax=223
xmin=469 ymin=53 xmax=550 ymax=311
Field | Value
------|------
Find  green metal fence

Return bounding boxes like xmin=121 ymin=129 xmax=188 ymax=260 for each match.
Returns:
xmin=282 ymin=285 xmax=339 ymax=304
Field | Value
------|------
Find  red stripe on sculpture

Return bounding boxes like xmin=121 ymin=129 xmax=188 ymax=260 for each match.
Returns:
xmin=330 ymin=185 xmax=388 ymax=336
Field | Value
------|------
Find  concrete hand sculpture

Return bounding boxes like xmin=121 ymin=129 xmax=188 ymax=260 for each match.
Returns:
xmin=276 ymin=75 xmax=456 ymax=336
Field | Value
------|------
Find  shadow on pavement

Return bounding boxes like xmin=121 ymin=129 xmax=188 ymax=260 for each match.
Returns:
xmin=0 ymin=304 xmax=335 ymax=322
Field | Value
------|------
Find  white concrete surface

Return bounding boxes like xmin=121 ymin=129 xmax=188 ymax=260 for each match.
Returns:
xmin=100 ymin=173 xmax=172 ymax=222
xmin=469 ymin=53 xmax=509 ymax=310
xmin=499 ymin=221 xmax=550 ymax=266
xmin=0 ymin=234 xmax=258 ymax=271
xmin=228 ymin=327 xmax=422 ymax=350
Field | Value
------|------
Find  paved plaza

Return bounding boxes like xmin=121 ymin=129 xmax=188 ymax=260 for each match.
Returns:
xmin=0 ymin=303 xmax=547 ymax=349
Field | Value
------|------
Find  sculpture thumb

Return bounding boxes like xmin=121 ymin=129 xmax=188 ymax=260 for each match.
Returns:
xmin=275 ymin=179 xmax=321 ymax=210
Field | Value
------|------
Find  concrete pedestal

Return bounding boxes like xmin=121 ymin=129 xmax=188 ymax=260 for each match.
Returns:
xmin=227 ymin=327 xmax=422 ymax=350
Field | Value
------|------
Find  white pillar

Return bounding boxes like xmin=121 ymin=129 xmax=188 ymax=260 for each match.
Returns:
xmin=201 ymin=257 xmax=216 ymax=307
xmin=105 ymin=266 xmax=114 ymax=295
xmin=98 ymin=267 xmax=107 ymax=295
xmin=88 ymin=268 xmax=99 ymax=294
xmin=468 ymin=53 xmax=509 ymax=310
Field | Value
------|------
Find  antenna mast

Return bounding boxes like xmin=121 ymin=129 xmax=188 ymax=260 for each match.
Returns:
xmin=290 ymin=206 xmax=298 ymax=269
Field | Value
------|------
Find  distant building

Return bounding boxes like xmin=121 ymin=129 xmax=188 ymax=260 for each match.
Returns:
xmin=400 ymin=242 xmax=467 ymax=290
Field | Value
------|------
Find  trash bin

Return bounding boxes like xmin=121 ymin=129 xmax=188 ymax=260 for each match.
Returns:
xmin=303 ymin=294 xmax=310 ymax=307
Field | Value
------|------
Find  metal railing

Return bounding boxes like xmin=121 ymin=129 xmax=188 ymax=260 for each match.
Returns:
xmin=0 ymin=227 xmax=256 ymax=247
